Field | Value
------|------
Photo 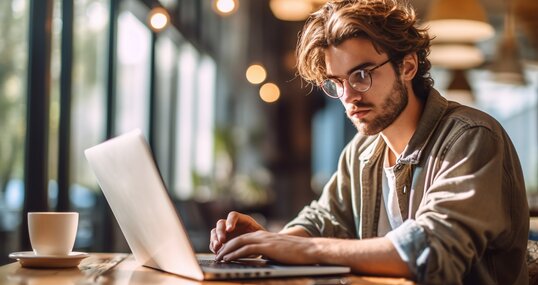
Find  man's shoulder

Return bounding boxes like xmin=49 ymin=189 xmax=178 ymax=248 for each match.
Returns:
xmin=441 ymin=101 xmax=504 ymax=134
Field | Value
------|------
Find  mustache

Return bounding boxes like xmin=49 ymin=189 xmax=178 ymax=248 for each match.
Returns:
xmin=346 ymin=102 xmax=374 ymax=116
xmin=350 ymin=102 xmax=373 ymax=108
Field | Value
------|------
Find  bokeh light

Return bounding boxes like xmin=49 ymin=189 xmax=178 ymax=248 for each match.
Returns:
xmin=246 ymin=64 xmax=267 ymax=84
xmin=148 ymin=7 xmax=169 ymax=32
xmin=213 ymin=0 xmax=238 ymax=16
xmin=259 ymin=83 xmax=280 ymax=103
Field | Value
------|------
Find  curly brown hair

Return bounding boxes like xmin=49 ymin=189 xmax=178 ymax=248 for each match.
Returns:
xmin=296 ymin=0 xmax=434 ymax=99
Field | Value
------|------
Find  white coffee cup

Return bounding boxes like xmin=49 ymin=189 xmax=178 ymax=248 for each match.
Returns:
xmin=28 ymin=212 xmax=79 ymax=256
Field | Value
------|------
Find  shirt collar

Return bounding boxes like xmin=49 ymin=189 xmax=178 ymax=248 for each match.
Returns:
xmin=398 ymin=88 xmax=448 ymax=165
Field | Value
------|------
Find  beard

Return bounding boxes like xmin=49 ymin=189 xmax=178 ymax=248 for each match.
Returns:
xmin=351 ymin=78 xmax=408 ymax=135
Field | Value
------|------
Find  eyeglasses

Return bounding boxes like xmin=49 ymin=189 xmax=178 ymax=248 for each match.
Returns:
xmin=320 ymin=58 xmax=392 ymax=98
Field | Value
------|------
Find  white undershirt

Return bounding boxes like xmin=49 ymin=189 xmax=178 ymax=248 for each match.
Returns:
xmin=378 ymin=147 xmax=404 ymax=236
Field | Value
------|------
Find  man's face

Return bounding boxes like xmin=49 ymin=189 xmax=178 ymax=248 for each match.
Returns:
xmin=324 ymin=38 xmax=408 ymax=135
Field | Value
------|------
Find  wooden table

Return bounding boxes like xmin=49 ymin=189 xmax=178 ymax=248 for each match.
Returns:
xmin=0 ymin=253 xmax=414 ymax=285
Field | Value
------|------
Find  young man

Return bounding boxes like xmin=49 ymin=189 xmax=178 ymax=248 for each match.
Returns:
xmin=209 ymin=0 xmax=529 ymax=284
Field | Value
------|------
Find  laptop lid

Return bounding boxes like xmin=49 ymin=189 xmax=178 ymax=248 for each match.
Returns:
xmin=84 ymin=129 xmax=350 ymax=280
xmin=84 ymin=129 xmax=204 ymax=280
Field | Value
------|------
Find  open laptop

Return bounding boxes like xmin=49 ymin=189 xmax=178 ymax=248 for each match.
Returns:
xmin=84 ymin=129 xmax=350 ymax=280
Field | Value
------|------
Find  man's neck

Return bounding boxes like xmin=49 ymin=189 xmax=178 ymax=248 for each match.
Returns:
xmin=381 ymin=89 xmax=424 ymax=166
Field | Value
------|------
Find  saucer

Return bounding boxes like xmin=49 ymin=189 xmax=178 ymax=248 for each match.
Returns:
xmin=9 ymin=251 xmax=90 ymax=268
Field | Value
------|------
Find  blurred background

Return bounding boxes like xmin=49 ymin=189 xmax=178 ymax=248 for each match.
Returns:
xmin=0 ymin=0 xmax=537 ymax=264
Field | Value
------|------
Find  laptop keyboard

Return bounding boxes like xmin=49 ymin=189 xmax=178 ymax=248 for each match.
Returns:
xmin=198 ymin=259 xmax=269 ymax=269
xmin=197 ymin=258 xmax=349 ymax=279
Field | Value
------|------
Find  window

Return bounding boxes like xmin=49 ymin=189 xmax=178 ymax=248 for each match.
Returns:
xmin=115 ymin=10 xmax=151 ymax=136
xmin=173 ymin=45 xmax=217 ymax=199
xmin=70 ymin=0 xmax=109 ymax=249
xmin=0 ymin=0 xmax=29 ymax=264
xmin=194 ymin=55 xmax=216 ymax=194
xmin=174 ymin=43 xmax=199 ymax=199
xmin=48 ymin=0 xmax=62 ymax=205
xmin=154 ymin=35 xmax=178 ymax=188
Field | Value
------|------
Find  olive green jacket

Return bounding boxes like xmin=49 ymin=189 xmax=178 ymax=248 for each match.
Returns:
xmin=285 ymin=89 xmax=529 ymax=285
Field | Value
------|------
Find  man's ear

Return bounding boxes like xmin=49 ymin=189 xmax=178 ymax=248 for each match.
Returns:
xmin=400 ymin=53 xmax=418 ymax=81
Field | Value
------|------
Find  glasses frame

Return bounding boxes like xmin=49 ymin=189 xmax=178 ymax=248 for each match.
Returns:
xmin=320 ymin=58 xmax=392 ymax=98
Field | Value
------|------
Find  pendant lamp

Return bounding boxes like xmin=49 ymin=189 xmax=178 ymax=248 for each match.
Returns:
xmin=490 ymin=4 xmax=526 ymax=85
xmin=425 ymin=0 xmax=495 ymax=43
xmin=445 ymin=69 xmax=475 ymax=106
xmin=429 ymin=44 xmax=485 ymax=69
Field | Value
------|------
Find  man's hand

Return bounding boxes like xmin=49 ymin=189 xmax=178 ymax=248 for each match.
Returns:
xmin=214 ymin=231 xmax=319 ymax=264
xmin=209 ymin=211 xmax=265 ymax=253
xmin=214 ymin=230 xmax=413 ymax=278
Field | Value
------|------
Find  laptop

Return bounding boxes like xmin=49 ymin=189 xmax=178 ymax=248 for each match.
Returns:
xmin=84 ymin=129 xmax=350 ymax=280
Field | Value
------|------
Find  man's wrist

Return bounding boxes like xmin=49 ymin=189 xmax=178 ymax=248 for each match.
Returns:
xmin=279 ymin=226 xmax=312 ymax=237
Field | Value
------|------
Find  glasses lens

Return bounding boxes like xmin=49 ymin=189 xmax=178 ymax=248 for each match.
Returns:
xmin=349 ymin=69 xmax=371 ymax=92
xmin=321 ymin=79 xmax=342 ymax=98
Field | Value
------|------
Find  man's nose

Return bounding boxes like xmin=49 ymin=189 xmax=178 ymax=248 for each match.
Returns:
xmin=340 ymin=80 xmax=363 ymax=103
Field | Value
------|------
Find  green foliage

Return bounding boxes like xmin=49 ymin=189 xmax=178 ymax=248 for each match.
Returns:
xmin=0 ymin=0 xmax=29 ymax=197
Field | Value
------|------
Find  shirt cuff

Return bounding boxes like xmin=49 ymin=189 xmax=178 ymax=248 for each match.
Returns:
xmin=386 ymin=219 xmax=430 ymax=282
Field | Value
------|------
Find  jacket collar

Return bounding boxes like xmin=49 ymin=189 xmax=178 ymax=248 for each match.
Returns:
xmin=359 ymin=88 xmax=448 ymax=164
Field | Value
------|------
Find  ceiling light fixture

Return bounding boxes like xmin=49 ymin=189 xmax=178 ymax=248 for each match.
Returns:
xmin=490 ymin=6 xmax=526 ymax=85
xmin=147 ymin=7 xmax=169 ymax=33
xmin=445 ymin=69 xmax=475 ymax=106
xmin=424 ymin=0 xmax=494 ymax=42
xmin=213 ymin=0 xmax=239 ymax=16
xmin=429 ymin=44 xmax=485 ymax=69
xmin=514 ymin=0 xmax=538 ymax=50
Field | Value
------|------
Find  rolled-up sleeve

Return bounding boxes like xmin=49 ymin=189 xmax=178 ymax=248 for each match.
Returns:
xmin=386 ymin=219 xmax=429 ymax=281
